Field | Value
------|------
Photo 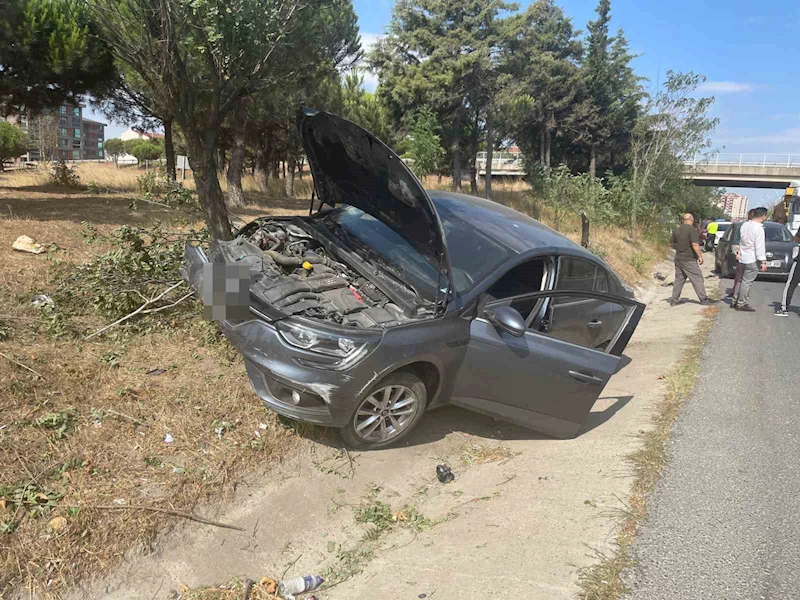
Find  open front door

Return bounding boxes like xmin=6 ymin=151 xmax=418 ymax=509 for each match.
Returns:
xmin=450 ymin=290 xmax=645 ymax=438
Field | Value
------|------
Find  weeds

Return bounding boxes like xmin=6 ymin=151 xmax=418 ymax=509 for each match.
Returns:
xmin=49 ymin=160 xmax=81 ymax=188
xmin=33 ymin=409 xmax=78 ymax=439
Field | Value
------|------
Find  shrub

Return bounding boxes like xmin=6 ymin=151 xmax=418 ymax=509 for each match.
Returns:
xmin=49 ymin=159 xmax=81 ymax=187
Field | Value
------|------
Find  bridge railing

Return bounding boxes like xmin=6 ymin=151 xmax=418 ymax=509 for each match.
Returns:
xmin=685 ymin=153 xmax=800 ymax=168
xmin=475 ymin=151 xmax=526 ymax=172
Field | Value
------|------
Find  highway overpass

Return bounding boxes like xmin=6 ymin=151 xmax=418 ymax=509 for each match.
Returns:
xmin=683 ymin=154 xmax=800 ymax=188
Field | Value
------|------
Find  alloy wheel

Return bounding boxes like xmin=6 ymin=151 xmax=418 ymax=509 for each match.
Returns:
xmin=353 ymin=384 xmax=419 ymax=443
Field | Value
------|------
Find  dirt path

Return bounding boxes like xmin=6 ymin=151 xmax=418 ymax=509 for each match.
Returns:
xmin=74 ymin=261 xmax=712 ymax=600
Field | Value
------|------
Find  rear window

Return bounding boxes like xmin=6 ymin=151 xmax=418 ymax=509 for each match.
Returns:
xmin=716 ymin=223 xmax=730 ymax=232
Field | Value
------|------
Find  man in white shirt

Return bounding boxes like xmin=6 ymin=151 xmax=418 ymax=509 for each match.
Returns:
xmin=731 ymin=207 xmax=768 ymax=312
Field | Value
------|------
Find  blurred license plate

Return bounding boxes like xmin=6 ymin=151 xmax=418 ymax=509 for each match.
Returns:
xmin=767 ymin=261 xmax=782 ymax=268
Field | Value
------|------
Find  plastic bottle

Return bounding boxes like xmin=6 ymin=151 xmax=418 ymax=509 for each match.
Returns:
xmin=277 ymin=575 xmax=324 ymax=598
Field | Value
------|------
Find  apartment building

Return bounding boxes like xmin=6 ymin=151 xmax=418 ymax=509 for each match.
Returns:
xmin=8 ymin=102 xmax=105 ymax=161
xmin=717 ymin=192 xmax=748 ymax=221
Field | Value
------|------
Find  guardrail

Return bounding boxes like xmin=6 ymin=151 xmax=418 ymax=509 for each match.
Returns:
xmin=685 ymin=154 xmax=800 ymax=168
xmin=475 ymin=151 xmax=526 ymax=172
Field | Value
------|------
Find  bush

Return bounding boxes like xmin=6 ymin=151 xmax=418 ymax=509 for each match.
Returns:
xmin=49 ymin=160 xmax=81 ymax=187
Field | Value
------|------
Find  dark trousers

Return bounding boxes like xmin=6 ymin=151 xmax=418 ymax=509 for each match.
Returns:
xmin=732 ymin=261 xmax=744 ymax=291
xmin=673 ymin=259 xmax=708 ymax=302
xmin=782 ymin=260 xmax=800 ymax=309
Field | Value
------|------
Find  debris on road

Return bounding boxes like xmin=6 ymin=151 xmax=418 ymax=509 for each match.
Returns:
xmin=12 ymin=235 xmax=46 ymax=254
xmin=436 ymin=464 xmax=455 ymax=484
xmin=146 ymin=367 xmax=167 ymax=376
xmin=653 ymin=272 xmax=666 ymax=281
xmin=277 ymin=575 xmax=324 ymax=599
xmin=30 ymin=293 xmax=54 ymax=309
xmin=164 ymin=433 xmax=174 ymax=444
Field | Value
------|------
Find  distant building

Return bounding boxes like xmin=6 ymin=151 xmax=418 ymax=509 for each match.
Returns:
xmin=717 ymin=192 xmax=748 ymax=220
xmin=120 ymin=128 xmax=164 ymax=142
xmin=5 ymin=103 xmax=105 ymax=161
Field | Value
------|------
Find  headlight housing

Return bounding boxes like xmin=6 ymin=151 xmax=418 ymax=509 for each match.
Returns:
xmin=277 ymin=320 xmax=380 ymax=369
xmin=793 ymin=246 xmax=799 ymax=260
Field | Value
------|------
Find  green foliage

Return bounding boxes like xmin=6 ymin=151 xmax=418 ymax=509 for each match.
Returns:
xmin=405 ymin=107 xmax=445 ymax=177
xmin=136 ymin=171 xmax=201 ymax=211
xmin=51 ymin=222 xmax=207 ymax=327
xmin=129 ymin=140 xmax=163 ymax=164
xmin=49 ymin=160 xmax=81 ymax=187
xmin=34 ymin=409 xmax=78 ymax=439
xmin=104 ymin=138 xmax=124 ymax=161
xmin=0 ymin=122 xmax=29 ymax=165
xmin=0 ymin=0 xmax=117 ymax=114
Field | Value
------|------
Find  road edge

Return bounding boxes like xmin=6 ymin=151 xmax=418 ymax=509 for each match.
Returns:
xmin=575 ymin=302 xmax=720 ymax=600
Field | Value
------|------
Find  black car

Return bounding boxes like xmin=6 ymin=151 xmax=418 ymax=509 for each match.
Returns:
xmin=182 ymin=108 xmax=645 ymax=449
xmin=715 ymin=221 xmax=799 ymax=278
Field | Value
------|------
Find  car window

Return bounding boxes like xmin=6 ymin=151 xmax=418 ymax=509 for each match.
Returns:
xmin=764 ymin=225 xmax=793 ymax=242
xmin=554 ymin=258 xmax=608 ymax=304
xmin=531 ymin=293 xmax=632 ymax=352
xmin=717 ymin=223 xmax=730 ymax=233
xmin=484 ymin=259 xmax=548 ymax=320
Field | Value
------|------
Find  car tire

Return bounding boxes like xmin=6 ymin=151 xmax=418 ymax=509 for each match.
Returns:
xmin=340 ymin=371 xmax=427 ymax=450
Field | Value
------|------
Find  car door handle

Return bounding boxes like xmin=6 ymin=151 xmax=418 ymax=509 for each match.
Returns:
xmin=586 ymin=320 xmax=603 ymax=329
xmin=569 ymin=370 xmax=604 ymax=385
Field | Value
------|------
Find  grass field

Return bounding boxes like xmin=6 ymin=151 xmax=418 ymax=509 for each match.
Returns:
xmin=0 ymin=163 xmax=664 ymax=597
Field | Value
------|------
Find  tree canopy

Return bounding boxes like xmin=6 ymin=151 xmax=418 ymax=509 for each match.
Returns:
xmin=0 ymin=121 xmax=29 ymax=169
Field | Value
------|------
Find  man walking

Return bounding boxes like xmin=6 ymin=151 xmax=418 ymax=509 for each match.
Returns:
xmin=727 ymin=209 xmax=756 ymax=298
xmin=670 ymin=213 xmax=713 ymax=306
xmin=774 ymin=228 xmax=800 ymax=317
xmin=731 ymin=207 xmax=768 ymax=312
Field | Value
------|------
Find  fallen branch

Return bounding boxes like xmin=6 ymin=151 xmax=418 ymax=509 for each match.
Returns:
xmin=67 ymin=503 xmax=244 ymax=531
xmin=139 ymin=291 xmax=194 ymax=315
xmin=84 ymin=281 xmax=185 ymax=340
xmin=0 ymin=351 xmax=45 ymax=380
xmin=103 ymin=409 xmax=150 ymax=427
xmin=0 ymin=314 xmax=35 ymax=321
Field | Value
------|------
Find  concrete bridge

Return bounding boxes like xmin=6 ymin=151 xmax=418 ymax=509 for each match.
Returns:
xmin=683 ymin=154 xmax=800 ymax=188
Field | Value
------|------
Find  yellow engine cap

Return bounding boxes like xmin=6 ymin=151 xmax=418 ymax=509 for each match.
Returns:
xmin=302 ymin=261 xmax=313 ymax=270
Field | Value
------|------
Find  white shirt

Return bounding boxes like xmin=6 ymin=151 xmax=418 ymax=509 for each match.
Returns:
xmin=739 ymin=220 xmax=766 ymax=264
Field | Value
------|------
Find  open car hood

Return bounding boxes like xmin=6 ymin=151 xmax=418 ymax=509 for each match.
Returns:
xmin=297 ymin=108 xmax=452 ymax=304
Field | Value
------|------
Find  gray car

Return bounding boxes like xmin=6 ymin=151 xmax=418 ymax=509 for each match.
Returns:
xmin=181 ymin=108 xmax=645 ymax=449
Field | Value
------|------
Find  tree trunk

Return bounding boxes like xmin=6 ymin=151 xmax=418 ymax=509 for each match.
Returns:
xmin=272 ymin=160 xmax=280 ymax=181
xmin=185 ymin=128 xmax=233 ymax=242
xmin=485 ymin=110 xmax=494 ymax=200
xmin=226 ymin=103 xmax=248 ymax=207
xmin=285 ymin=154 xmax=296 ymax=198
xmin=451 ymin=141 xmax=462 ymax=192
xmin=469 ymin=155 xmax=478 ymax=195
xmin=298 ymin=157 xmax=305 ymax=179
xmin=254 ymin=146 xmax=269 ymax=192
xmin=589 ymin=146 xmax=597 ymax=178
xmin=545 ymin=127 xmax=552 ymax=167
xmin=282 ymin=159 xmax=286 ymax=179
xmin=216 ymin=147 xmax=226 ymax=173
xmin=540 ymin=129 xmax=546 ymax=164
xmin=163 ymin=118 xmax=176 ymax=181
xmin=437 ymin=172 xmax=443 ymax=185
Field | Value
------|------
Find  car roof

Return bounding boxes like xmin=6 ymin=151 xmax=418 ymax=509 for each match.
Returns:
xmin=731 ymin=221 xmax=784 ymax=228
xmin=428 ymin=190 xmax=587 ymax=255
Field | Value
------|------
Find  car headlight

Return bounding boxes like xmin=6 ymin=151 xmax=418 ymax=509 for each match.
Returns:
xmin=278 ymin=321 xmax=362 ymax=357
xmin=793 ymin=247 xmax=799 ymax=260
xmin=731 ymin=244 xmax=740 ymax=255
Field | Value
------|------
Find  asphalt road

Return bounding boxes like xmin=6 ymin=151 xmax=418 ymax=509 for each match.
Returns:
xmin=629 ymin=273 xmax=800 ymax=600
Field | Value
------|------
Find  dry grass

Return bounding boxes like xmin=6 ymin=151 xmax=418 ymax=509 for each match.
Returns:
xmin=0 ymin=186 xmax=312 ymax=597
xmin=180 ymin=577 xmax=281 ymax=599
xmin=576 ymin=306 xmax=719 ymax=600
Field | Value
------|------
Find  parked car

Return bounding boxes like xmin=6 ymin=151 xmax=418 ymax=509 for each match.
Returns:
xmin=705 ymin=221 xmax=731 ymax=251
xmin=715 ymin=221 xmax=799 ymax=278
xmin=181 ymin=108 xmax=645 ymax=449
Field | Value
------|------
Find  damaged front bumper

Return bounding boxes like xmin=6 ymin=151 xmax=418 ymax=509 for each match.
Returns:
xmin=181 ymin=243 xmax=383 ymax=428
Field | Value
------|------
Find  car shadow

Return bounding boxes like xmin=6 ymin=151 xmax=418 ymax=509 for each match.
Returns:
xmin=303 ymin=394 xmax=635 ymax=451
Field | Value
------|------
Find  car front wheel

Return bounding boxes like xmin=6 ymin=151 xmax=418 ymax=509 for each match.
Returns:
xmin=340 ymin=371 xmax=427 ymax=450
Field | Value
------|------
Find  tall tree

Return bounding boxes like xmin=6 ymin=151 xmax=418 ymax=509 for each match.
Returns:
xmin=0 ymin=0 xmax=117 ymax=115
xmin=371 ymin=0 xmax=516 ymax=192
xmin=89 ymin=0 xmax=352 ymax=241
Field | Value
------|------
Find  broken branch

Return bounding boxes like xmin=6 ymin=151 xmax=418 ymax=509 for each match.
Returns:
xmin=67 ymin=504 xmax=244 ymax=531
xmin=84 ymin=281 xmax=185 ymax=340
xmin=103 ymin=409 xmax=150 ymax=427
xmin=0 ymin=351 xmax=45 ymax=380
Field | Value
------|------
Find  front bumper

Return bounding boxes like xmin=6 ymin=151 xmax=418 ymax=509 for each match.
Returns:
xmin=181 ymin=243 xmax=381 ymax=428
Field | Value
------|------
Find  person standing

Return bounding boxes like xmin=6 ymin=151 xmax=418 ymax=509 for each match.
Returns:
xmin=670 ymin=213 xmax=713 ymax=306
xmin=774 ymin=229 xmax=800 ymax=317
xmin=731 ymin=207 xmax=768 ymax=312
xmin=727 ymin=209 xmax=756 ymax=298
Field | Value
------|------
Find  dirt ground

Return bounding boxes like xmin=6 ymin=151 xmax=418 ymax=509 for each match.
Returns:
xmin=67 ymin=261 xmax=715 ymax=600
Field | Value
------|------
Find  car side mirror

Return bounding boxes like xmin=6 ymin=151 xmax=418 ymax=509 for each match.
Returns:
xmin=485 ymin=306 xmax=526 ymax=337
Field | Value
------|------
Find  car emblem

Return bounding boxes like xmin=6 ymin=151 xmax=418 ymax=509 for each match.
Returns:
xmin=766 ymin=252 xmax=774 ymax=259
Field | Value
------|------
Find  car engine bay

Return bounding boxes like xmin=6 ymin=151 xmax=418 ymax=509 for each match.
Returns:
xmin=216 ymin=218 xmax=422 ymax=328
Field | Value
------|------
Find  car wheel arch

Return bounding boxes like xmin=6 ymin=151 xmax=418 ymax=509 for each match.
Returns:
xmin=366 ymin=360 xmax=443 ymax=408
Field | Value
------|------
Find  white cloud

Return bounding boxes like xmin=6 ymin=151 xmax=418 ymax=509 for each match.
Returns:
xmin=359 ymin=32 xmax=382 ymax=53
xmin=697 ymin=81 xmax=757 ymax=94
xmin=716 ymin=127 xmax=800 ymax=146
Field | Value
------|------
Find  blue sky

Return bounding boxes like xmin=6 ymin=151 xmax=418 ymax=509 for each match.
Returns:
xmin=88 ymin=0 xmax=800 ymax=206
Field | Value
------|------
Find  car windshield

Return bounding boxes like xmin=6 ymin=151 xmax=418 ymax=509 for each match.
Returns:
xmin=319 ymin=203 xmax=513 ymax=300
xmin=765 ymin=225 xmax=793 ymax=242
xmin=716 ymin=223 xmax=730 ymax=232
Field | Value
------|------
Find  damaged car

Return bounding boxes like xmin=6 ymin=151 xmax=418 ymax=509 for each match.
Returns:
xmin=181 ymin=108 xmax=645 ymax=449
